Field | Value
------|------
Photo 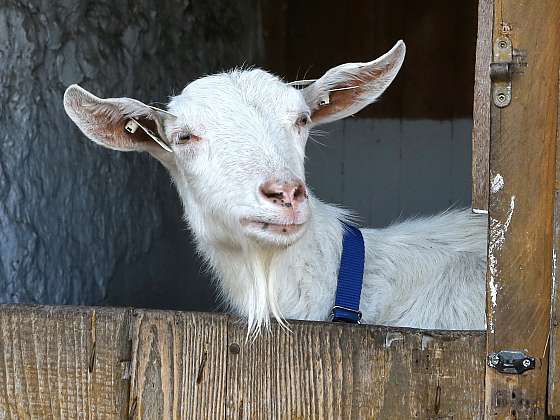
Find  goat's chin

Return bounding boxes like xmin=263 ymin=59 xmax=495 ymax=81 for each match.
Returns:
xmin=242 ymin=220 xmax=308 ymax=246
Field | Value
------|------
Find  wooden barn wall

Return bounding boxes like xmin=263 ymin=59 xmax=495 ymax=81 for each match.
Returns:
xmin=262 ymin=0 xmax=478 ymax=227
xmin=261 ymin=0 xmax=478 ymax=120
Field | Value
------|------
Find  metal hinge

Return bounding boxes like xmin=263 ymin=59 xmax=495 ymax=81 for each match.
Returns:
xmin=487 ymin=350 xmax=535 ymax=374
xmin=489 ymin=35 xmax=528 ymax=108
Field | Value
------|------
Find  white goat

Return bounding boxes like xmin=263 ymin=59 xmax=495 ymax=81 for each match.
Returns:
xmin=63 ymin=41 xmax=487 ymax=333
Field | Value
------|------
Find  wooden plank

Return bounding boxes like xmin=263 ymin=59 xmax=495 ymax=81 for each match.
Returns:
xmin=127 ymin=310 xmax=228 ymax=419
xmin=226 ymin=320 xmax=485 ymax=419
xmin=0 ymin=307 xmax=487 ymax=418
xmin=259 ymin=0 xmax=288 ymax=76
xmin=484 ymin=1 xmax=560 ymax=418
xmin=547 ymin=64 xmax=560 ymax=416
xmin=399 ymin=1 xmax=477 ymax=120
xmin=0 ymin=305 xmax=131 ymax=419
xmin=471 ymin=0 xmax=494 ymax=212
xmin=261 ymin=0 xmax=477 ymax=119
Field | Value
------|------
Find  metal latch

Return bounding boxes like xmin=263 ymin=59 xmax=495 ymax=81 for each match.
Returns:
xmin=489 ymin=35 xmax=527 ymax=108
xmin=487 ymin=351 xmax=535 ymax=374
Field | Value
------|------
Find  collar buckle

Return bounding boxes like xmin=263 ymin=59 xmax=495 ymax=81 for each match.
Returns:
xmin=330 ymin=305 xmax=362 ymax=324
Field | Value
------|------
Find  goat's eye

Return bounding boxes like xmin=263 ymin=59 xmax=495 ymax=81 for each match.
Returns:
xmin=296 ymin=114 xmax=310 ymax=128
xmin=176 ymin=132 xmax=199 ymax=144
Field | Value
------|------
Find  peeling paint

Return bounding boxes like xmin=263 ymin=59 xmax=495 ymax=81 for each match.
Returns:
xmin=487 ymin=195 xmax=516 ymax=333
xmin=489 ymin=195 xmax=516 ymax=252
xmin=488 ymin=277 xmax=498 ymax=320
xmin=421 ymin=335 xmax=434 ymax=351
xmin=385 ymin=332 xmax=404 ymax=348
xmin=490 ymin=173 xmax=504 ymax=193
xmin=472 ymin=208 xmax=489 ymax=215
xmin=553 ymin=249 xmax=557 ymax=297
xmin=552 ymin=249 xmax=557 ymax=322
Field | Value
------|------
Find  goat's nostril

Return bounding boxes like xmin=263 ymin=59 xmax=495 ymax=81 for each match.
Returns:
xmin=260 ymin=187 xmax=284 ymax=201
xmin=260 ymin=179 xmax=307 ymax=206
xmin=293 ymin=184 xmax=306 ymax=202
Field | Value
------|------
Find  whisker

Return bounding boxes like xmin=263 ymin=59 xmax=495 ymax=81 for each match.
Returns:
xmin=302 ymin=66 xmax=312 ymax=82
xmin=308 ymin=135 xmax=327 ymax=148
xmin=309 ymin=128 xmax=328 ymax=138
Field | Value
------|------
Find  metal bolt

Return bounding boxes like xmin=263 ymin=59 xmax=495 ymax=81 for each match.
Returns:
xmin=497 ymin=93 xmax=507 ymax=103
xmin=498 ymin=40 xmax=508 ymax=49
xmin=522 ymin=359 xmax=531 ymax=368
xmin=229 ymin=343 xmax=240 ymax=355
xmin=489 ymin=353 xmax=500 ymax=367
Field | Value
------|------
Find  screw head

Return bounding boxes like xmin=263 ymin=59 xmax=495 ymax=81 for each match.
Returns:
xmin=489 ymin=353 xmax=500 ymax=367
xmin=498 ymin=40 xmax=508 ymax=49
xmin=229 ymin=343 xmax=240 ymax=355
xmin=522 ymin=358 xmax=531 ymax=368
xmin=497 ymin=93 xmax=507 ymax=103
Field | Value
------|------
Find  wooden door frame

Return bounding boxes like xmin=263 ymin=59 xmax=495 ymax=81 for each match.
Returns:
xmin=473 ymin=0 xmax=560 ymax=417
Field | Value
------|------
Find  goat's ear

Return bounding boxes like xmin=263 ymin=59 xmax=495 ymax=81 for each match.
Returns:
xmin=63 ymin=84 xmax=174 ymax=156
xmin=302 ymin=40 xmax=405 ymax=125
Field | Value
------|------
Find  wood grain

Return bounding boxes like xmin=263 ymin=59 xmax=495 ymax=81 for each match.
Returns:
xmin=261 ymin=0 xmax=477 ymax=119
xmin=0 ymin=305 xmax=131 ymax=419
xmin=127 ymin=310 xmax=229 ymax=419
xmin=471 ymin=0 xmax=493 ymax=212
xmin=0 ymin=307 xmax=487 ymax=419
xmin=226 ymin=319 xmax=485 ymax=419
xmin=484 ymin=1 xmax=560 ymax=418
xmin=547 ymin=62 xmax=560 ymax=416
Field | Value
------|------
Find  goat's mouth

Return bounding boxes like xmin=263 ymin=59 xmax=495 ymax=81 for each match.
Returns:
xmin=241 ymin=218 xmax=307 ymax=236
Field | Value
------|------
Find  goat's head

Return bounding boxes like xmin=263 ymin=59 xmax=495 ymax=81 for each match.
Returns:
xmin=63 ymin=41 xmax=405 ymax=248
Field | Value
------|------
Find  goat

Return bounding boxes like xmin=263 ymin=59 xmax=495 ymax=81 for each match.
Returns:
xmin=63 ymin=40 xmax=487 ymax=333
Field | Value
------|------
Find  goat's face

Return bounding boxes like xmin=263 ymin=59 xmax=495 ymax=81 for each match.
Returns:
xmin=63 ymin=41 xmax=405 ymax=247
xmin=164 ymin=70 xmax=312 ymax=245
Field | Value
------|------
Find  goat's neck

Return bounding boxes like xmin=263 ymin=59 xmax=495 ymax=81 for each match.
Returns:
xmin=177 ymin=184 xmax=346 ymax=329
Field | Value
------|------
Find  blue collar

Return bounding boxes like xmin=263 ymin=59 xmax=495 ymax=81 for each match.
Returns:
xmin=331 ymin=222 xmax=365 ymax=323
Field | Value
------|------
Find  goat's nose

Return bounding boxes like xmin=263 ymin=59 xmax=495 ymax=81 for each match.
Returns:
xmin=259 ymin=179 xmax=307 ymax=208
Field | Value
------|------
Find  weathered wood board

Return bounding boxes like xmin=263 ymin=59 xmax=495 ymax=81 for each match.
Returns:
xmin=0 ymin=305 xmax=486 ymax=419
xmin=547 ymin=51 xmax=560 ymax=417
xmin=484 ymin=0 xmax=560 ymax=418
xmin=0 ymin=305 xmax=131 ymax=419
xmin=261 ymin=0 xmax=478 ymax=120
xmin=226 ymin=320 xmax=485 ymax=419
xmin=471 ymin=0 xmax=493 ymax=212
xmin=127 ymin=311 xmax=229 ymax=419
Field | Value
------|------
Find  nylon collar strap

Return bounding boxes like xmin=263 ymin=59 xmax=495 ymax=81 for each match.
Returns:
xmin=331 ymin=222 xmax=365 ymax=323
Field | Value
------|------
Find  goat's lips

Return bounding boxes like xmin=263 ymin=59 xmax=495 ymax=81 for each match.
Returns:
xmin=242 ymin=219 xmax=305 ymax=234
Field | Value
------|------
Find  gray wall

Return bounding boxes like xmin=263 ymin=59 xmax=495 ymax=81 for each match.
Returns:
xmin=307 ymin=118 xmax=472 ymax=228
xmin=0 ymin=0 xmax=262 ymax=309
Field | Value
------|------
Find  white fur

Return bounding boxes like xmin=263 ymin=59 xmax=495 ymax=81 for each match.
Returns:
xmin=180 ymin=183 xmax=486 ymax=333
xmin=64 ymin=40 xmax=487 ymax=333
